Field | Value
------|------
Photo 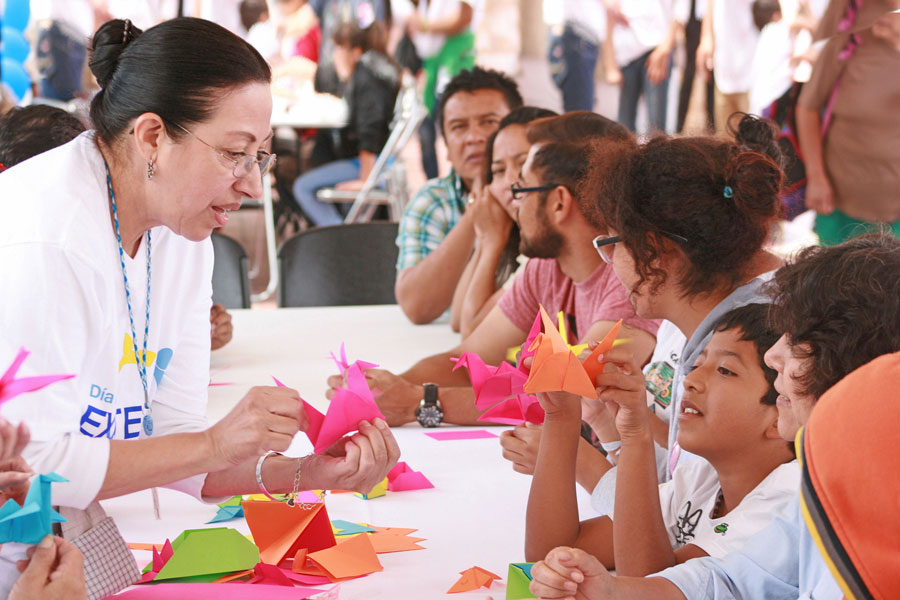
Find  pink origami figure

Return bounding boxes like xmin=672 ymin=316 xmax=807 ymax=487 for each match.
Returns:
xmin=0 ymin=348 xmax=74 ymax=406
xmin=329 ymin=343 xmax=377 ymax=375
xmin=386 ymin=462 xmax=434 ymax=491
xmin=274 ymin=361 xmax=385 ymax=454
xmin=451 ymin=353 xmax=544 ymax=426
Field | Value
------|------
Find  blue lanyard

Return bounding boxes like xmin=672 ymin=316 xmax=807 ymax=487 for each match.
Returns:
xmin=104 ymin=161 xmax=154 ymax=437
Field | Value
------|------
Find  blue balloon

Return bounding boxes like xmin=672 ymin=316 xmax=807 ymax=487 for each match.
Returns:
xmin=1 ymin=0 xmax=31 ymax=32
xmin=1 ymin=27 xmax=30 ymax=63
xmin=1 ymin=58 xmax=31 ymax=101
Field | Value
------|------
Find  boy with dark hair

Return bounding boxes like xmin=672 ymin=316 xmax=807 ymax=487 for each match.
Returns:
xmin=528 ymin=233 xmax=900 ymax=600
xmin=0 ymin=105 xmax=85 ymax=171
xmin=395 ymin=66 xmax=523 ymax=324
xmin=526 ymin=304 xmax=797 ymax=573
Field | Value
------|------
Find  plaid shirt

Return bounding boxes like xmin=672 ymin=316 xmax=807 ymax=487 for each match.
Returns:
xmin=395 ymin=170 xmax=468 ymax=271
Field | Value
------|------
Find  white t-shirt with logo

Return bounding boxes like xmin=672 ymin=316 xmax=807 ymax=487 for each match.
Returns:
xmin=0 ymin=132 xmax=213 ymax=510
xmin=657 ymin=459 xmax=799 ymax=558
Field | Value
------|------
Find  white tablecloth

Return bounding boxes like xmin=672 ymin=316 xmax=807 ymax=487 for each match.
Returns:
xmin=101 ymin=306 xmax=595 ymax=599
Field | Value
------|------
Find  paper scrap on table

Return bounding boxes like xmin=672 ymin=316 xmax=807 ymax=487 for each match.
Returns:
xmin=425 ymin=430 xmax=499 ymax=441
xmin=331 ymin=520 xmax=375 ymax=536
xmin=0 ymin=473 xmax=66 ymax=544
xmin=366 ymin=526 xmax=426 ymax=553
xmin=0 ymin=347 xmax=74 ymax=406
xmin=307 ymin=531 xmax=383 ymax=581
xmin=242 ymin=499 xmax=336 ymax=566
xmin=507 ymin=563 xmax=537 ymax=599
xmin=140 ymin=528 xmax=259 ymax=583
xmin=275 ymin=362 xmax=384 ymax=454
xmin=110 ymin=582 xmax=325 ymax=599
xmin=386 ymin=462 xmax=434 ymax=492
xmin=523 ymin=306 xmax=597 ymax=398
xmin=447 ymin=566 xmax=502 ymax=593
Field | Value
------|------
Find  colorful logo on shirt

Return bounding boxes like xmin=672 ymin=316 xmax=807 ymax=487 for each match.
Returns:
xmin=645 ymin=360 xmax=675 ymax=408
xmin=714 ymin=523 xmax=729 ymax=535
xmin=117 ymin=333 xmax=173 ymax=386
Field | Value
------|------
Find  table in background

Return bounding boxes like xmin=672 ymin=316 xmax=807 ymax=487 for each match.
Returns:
xmin=102 ymin=306 xmax=594 ymax=599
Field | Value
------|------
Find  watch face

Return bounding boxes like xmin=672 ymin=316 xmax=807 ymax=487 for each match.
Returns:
xmin=416 ymin=405 xmax=443 ymax=427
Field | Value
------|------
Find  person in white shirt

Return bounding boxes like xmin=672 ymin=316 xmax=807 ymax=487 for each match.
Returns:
xmin=525 ymin=304 xmax=798 ymax=572
xmin=0 ymin=16 xmax=398 ymax=594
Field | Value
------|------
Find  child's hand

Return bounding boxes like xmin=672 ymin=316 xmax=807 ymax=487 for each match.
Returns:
xmin=593 ymin=348 xmax=651 ymax=441
xmin=499 ymin=423 xmax=542 ymax=475
xmin=537 ymin=391 xmax=583 ymax=421
xmin=530 ymin=546 xmax=613 ymax=599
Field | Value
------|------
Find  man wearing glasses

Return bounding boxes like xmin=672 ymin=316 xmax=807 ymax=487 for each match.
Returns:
xmin=332 ymin=112 xmax=660 ymax=436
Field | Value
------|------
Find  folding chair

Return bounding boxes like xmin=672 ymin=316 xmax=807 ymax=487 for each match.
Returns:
xmin=315 ymin=73 xmax=426 ymax=223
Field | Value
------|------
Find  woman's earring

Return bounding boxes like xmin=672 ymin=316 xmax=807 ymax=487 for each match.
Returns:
xmin=147 ymin=159 xmax=156 ymax=180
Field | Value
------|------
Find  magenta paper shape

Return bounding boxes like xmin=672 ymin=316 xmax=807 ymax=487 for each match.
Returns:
xmin=112 ymin=583 xmax=326 ymax=599
xmin=451 ymin=354 xmax=527 ymax=412
xmin=0 ymin=348 xmax=74 ymax=406
xmin=425 ymin=430 xmax=499 ymax=441
xmin=329 ymin=343 xmax=377 ymax=374
xmin=518 ymin=313 xmax=542 ymax=374
xmin=276 ymin=365 xmax=384 ymax=454
xmin=280 ymin=567 xmax=332 ymax=586
xmin=138 ymin=539 xmax=174 ymax=583
xmin=247 ymin=563 xmax=295 ymax=586
xmin=386 ymin=462 xmax=434 ymax=492
xmin=478 ymin=394 xmax=545 ymax=426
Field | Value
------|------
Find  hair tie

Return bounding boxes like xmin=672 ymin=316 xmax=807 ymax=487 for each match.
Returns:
xmin=723 ymin=185 xmax=734 ymax=199
xmin=122 ymin=19 xmax=133 ymax=45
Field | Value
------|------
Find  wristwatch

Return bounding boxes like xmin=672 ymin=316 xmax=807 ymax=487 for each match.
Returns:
xmin=415 ymin=383 xmax=443 ymax=427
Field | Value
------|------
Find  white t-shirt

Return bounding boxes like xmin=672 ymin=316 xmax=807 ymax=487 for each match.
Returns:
xmin=657 ymin=459 xmax=799 ymax=557
xmin=562 ymin=0 xmax=607 ymax=44
xmin=0 ymin=133 xmax=213 ymax=510
xmin=712 ymin=0 xmax=759 ymax=94
xmin=612 ymin=0 xmax=689 ymax=67
xmin=411 ymin=0 xmax=474 ymax=59
xmin=600 ymin=459 xmax=799 ymax=558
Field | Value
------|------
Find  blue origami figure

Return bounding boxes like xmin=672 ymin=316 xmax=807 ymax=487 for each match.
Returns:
xmin=0 ymin=472 xmax=67 ymax=544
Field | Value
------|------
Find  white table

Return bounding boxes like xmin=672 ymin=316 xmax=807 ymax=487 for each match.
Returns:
xmin=102 ymin=306 xmax=594 ymax=599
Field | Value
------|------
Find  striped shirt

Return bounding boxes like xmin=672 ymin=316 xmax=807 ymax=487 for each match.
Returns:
xmin=395 ymin=170 xmax=468 ymax=271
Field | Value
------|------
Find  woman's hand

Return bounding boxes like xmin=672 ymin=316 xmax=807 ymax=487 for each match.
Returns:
xmin=499 ymin=423 xmax=542 ymax=475
xmin=207 ymin=386 xmax=307 ymax=469
xmin=303 ymin=419 xmax=401 ymax=493
xmin=470 ymin=183 xmax=513 ymax=251
xmin=592 ymin=348 xmax=651 ymax=441
xmin=210 ymin=304 xmax=233 ymax=351
xmin=806 ymin=173 xmax=835 ymax=215
xmin=529 ymin=546 xmax=613 ymax=599
xmin=11 ymin=535 xmax=86 ymax=600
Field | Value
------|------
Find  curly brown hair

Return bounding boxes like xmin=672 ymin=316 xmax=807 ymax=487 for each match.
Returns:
xmin=766 ymin=234 xmax=900 ymax=400
xmin=582 ymin=114 xmax=784 ymax=297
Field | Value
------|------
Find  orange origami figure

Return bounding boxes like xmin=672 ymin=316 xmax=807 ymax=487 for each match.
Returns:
xmin=523 ymin=307 xmax=598 ymax=398
xmin=241 ymin=500 xmax=336 ymax=565
xmin=447 ymin=566 xmax=502 ymax=593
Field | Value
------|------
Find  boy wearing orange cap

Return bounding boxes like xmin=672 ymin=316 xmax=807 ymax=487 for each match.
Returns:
xmin=528 ymin=234 xmax=900 ymax=600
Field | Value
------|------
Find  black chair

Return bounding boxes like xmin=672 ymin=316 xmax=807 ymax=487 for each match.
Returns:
xmin=277 ymin=223 xmax=399 ymax=307
xmin=211 ymin=232 xmax=251 ymax=309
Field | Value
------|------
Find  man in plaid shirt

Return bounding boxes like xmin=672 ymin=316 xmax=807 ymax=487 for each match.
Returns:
xmin=395 ymin=67 xmax=522 ymax=324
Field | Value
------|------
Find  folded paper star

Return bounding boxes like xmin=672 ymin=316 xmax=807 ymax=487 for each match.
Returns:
xmin=0 ymin=348 xmax=74 ymax=406
xmin=507 ymin=563 xmax=537 ymax=599
xmin=0 ymin=472 xmax=67 ymax=544
xmin=386 ymin=462 xmax=434 ymax=492
xmin=139 ymin=528 xmax=259 ymax=583
xmin=523 ymin=306 xmax=598 ymax=398
xmin=447 ymin=566 xmax=502 ymax=593
xmin=242 ymin=500 xmax=336 ymax=566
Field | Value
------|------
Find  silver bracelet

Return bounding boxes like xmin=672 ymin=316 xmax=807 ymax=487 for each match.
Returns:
xmin=255 ymin=450 xmax=284 ymax=502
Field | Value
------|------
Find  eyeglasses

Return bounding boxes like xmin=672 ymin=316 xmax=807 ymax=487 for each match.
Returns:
xmin=592 ymin=231 xmax=689 ymax=264
xmin=510 ymin=183 xmax=560 ymax=200
xmin=174 ymin=123 xmax=276 ymax=178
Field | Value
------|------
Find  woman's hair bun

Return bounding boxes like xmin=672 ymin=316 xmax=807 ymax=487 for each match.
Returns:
xmin=730 ymin=112 xmax=782 ymax=168
xmin=89 ymin=19 xmax=144 ymax=89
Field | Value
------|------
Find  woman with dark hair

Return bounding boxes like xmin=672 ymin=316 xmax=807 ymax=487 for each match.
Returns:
xmin=291 ymin=19 xmax=400 ymax=226
xmin=450 ymin=106 xmax=557 ymax=338
xmin=0 ymin=17 xmax=398 ymax=596
xmin=581 ymin=114 xmax=785 ymax=511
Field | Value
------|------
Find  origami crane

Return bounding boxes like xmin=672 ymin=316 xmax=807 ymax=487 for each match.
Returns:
xmin=451 ymin=353 xmax=545 ymax=426
xmin=0 ymin=472 xmax=66 ymax=544
xmin=448 ymin=566 xmax=502 ymax=593
xmin=0 ymin=348 xmax=74 ymax=406
xmin=478 ymin=393 xmax=545 ymax=426
xmin=523 ymin=306 xmax=598 ymax=398
xmin=274 ymin=362 xmax=385 ymax=455
xmin=329 ymin=343 xmax=377 ymax=374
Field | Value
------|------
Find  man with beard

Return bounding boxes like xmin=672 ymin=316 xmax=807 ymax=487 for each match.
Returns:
xmin=330 ymin=112 xmax=660 ymax=427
